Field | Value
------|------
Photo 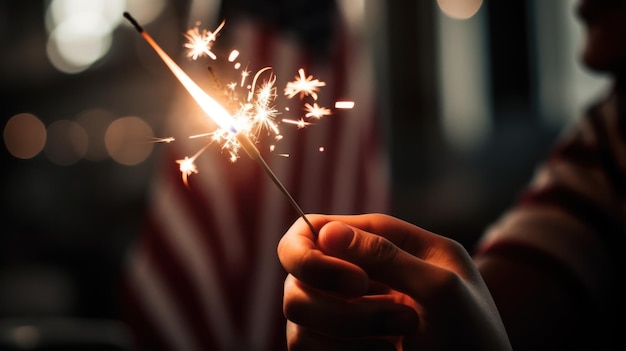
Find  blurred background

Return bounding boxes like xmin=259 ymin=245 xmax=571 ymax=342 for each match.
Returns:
xmin=0 ymin=0 xmax=609 ymax=349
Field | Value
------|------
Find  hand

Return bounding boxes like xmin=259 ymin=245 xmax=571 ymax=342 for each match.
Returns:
xmin=277 ymin=214 xmax=512 ymax=351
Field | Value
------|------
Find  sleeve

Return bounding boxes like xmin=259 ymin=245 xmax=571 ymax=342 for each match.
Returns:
xmin=475 ymin=95 xmax=624 ymax=314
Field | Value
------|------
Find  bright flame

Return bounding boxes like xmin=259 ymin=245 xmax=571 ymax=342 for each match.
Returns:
xmin=127 ymin=13 xmax=348 ymax=186
xmin=304 ymin=102 xmax=331 ymax=119
xmin=183 ymin=20 xmax=225 ymax=60
xmin=284 ymin=68 xmax=326 ymax=100
xmin=139 ymin=31 xmax=237 ymax=133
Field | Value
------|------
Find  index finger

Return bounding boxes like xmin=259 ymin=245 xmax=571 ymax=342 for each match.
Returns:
xmin=277 ymin=215 xmax=369 ymax=296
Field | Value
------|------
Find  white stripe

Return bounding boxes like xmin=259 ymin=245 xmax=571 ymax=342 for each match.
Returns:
xmin=128 ymin=247 xmax=199 ymax=351
xmin=154 ymin=176 xmax=238 ymax=348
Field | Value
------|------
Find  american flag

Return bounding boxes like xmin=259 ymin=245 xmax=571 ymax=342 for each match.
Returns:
xmin=122 ymin=2 xmax=389 ymax=350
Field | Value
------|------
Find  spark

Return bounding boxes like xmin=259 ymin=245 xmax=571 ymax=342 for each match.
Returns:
xmin=228 ymin=50 xmax=239 ymax=62
xmin=176 ymin=142 xmax=211 ymax=187
xmin=183 ymin=20 xmax=225 ymax=60
xmin=282 ymin=118 xmax=311 ymax=129
xmin=335 ymin=100 xmax=355 ymax=109
xmin=240 ymin=68 xmax=250 ymax=87
xmin=304 ymin=102 xmax=331 ymax=119
xmin=150 ymin=136 xmax=175 ymax=143
xmin=124 ymin=12 xmax=339 ymax=235
xmin=177 ymin=156 xmax=198 ymax=187
xmin=284 ymin=68 xmax=326 ymax=100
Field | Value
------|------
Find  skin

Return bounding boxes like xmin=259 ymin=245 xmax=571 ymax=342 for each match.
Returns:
xmin=278 ymin=214 xmax=512 ymax=351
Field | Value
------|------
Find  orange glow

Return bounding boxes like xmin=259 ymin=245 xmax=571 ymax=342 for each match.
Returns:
xmin=44 ymin=119 xmax=88 ymax=165
xmin=3 ymin=113 xmax=47 ymax=159
xmin=141 ymin=31 xmax=237 ymax=133
xmin=104 ymin=116 xmax=153 ymax=165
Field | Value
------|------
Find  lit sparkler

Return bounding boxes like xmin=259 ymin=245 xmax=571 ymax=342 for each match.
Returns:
xmin=123 ymin=12 xmax=318 ymax=234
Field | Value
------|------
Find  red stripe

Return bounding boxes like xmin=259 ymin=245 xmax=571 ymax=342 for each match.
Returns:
xmin=141 ymin=212 xmax=219 ymax=350
xmin=162 ymin=149 xmax=255 ymax=333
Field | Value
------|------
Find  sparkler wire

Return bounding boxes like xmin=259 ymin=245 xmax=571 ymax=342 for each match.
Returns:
xmin=123 ymin=12 xmax=318 ymax=236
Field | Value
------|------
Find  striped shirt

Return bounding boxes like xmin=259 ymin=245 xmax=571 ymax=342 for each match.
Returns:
xmin=476 ymin=85 xmax=626 ymax=325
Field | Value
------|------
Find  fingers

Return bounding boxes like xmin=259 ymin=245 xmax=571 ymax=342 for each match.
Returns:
xmin=317 ymin=220 xmax=472 ymax=305
xmin=283 ymin=275 xmax=419 ymax=337
xmin=278 ymin=215 xmax=369 ymax=296
xmin=279 ymin=213 xmax=474 ymax=302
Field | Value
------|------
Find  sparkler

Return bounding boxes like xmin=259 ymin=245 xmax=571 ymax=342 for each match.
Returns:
xmin=123 ymin=12 xmax=318 ymax=235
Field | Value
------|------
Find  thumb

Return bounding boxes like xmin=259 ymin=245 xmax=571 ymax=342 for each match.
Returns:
xmin=318 ymin=221 xmax=446 ymax=303
xmin=318 ymin=221 xmax=400 ymax=267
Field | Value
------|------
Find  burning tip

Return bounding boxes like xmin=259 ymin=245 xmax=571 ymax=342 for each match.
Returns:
xmin=123 ymin=12 xmax=144 ymax=33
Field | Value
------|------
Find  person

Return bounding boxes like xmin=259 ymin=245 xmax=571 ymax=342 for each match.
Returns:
xmin=277 ymin=0 xmax=626 ymax=350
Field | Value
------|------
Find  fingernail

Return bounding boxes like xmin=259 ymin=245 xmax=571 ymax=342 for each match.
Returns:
xmin=322 ymin=222 xmax=354 ymax=252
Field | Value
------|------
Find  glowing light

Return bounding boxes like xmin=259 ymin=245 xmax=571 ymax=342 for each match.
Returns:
xmin=44 ymin=120 xmax=88 ymax=165
xmin=151 ymin=136 xmax=175 ymax=143
xmin=3 ymin=113 xmax=47 ymax=159
xmin=75 ymin=108 xmax=114 ymax=161
xmin=334 ymin=100 xmax=355 ymax=109
xmin=44 ymin=0 xmax=128 ymax=73
xmin=228 ymin=50 xmax=239 ymax=62
xmin=304 ymin=103 xmax=332 ymax=119
xmin=284 ymin=68 xmax=326 ymax=100
xmin=123 ymin=12 xmax=346 ymax=233
xmin=46 ymin=14 xmax=113 ymax=73
xmin=105 ymin=116 xmax=154 ymax=165
xmin=282 ymin=118 xmax=311 ymax=129
xmin=183 ymin=20 xmax=225 ymax=60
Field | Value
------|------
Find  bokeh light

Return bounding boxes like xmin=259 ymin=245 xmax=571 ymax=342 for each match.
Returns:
xmin=45 ymin=0 xmax=125 ymax=34
xmin=44 ymin=0 xmax=167 ymax=74
xmin=44 ymin=120 xmax=88 ymax=165
xmin=3 ymin=113 xmax=47 ymax=159
xmin=75 ymin=108 xmax=115 ymax=161
xmin=46 ymin=14 xmax=113 ymax=74
xmin=105 ymin=116 xmax=154 ymax=165
xmin=44 ymin=0 xmax=126 ymax=74
xmin=437 ymin=0 xmax=483 ymax=20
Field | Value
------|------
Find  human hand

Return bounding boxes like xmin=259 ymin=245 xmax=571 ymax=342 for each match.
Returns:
xmin=277 ymin=214 xmax=512 ymax=351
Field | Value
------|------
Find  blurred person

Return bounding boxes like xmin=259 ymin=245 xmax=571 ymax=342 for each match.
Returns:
xmin=121 ymin=0 xmax=389 ymax=350
xmin=278 ymin=0 xmax=625 ymax=350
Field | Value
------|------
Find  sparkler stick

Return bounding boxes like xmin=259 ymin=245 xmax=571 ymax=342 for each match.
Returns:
xmin=123 ymin=12 xmax=317 ymax=235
